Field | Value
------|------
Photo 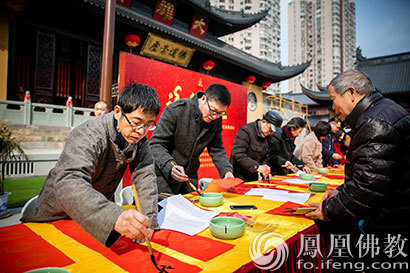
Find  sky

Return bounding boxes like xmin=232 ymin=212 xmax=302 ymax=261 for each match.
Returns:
xmin=279 ymin=0 xmax=410 ymax=92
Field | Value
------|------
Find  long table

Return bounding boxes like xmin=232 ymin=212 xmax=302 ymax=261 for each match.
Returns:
xmin=0 ymin=169 xmax=344 ymax=273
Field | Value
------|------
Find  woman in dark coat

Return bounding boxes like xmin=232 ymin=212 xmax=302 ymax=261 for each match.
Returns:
xmin=269 ymin=117 xmax=311 ymax=175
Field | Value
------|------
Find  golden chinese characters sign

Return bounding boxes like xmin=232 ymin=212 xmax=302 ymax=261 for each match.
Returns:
xmin=140 ymin=33 xmax=195 ymax=67
xmin=153 ymin=0 xmax=177 ymax=26
xmin=189 ymin=12 xmax=209 ymax=40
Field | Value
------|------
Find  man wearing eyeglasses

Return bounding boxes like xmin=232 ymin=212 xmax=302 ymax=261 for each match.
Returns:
xmin=230 ymin=110 xmax=283 ymax=182
xmin=150 ymin=83 xmax=234 ymax=194
xmin=21 ymin=83 xmax=160 ymax=248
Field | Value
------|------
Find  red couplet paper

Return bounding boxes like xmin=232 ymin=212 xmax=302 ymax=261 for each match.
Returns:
xmin=151 ymin=229 xmax=235 ymax=262
xmin=224 ymin=183 xmax=307 ymax=195
xmin=214 ymin=178 xmax=244 ymax=189
xmin=265 ymin=201 xmax=312 ymax=216
xmin=0 ymin=224 xmax=74 ymax=273
xmin=322 ymin=174 xmax=345 ymax=180
xmin=52 ymin=220 xmax=201 ymax=273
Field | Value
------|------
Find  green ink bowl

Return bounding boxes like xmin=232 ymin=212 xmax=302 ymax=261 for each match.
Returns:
xmin=299 ymin=173 xmax=314 ymax=180
xmin=209 ymin=216 xmax=245 ymax=240
xmin=199 ymin=192 xmax=223 ymax=207
xmin=317 ymin=168 xmax=330 ymax=174
xmin=309 ymin=182 xmax=328 ymax=192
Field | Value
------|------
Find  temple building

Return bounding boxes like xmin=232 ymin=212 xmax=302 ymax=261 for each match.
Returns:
xmin=301 ymin=49 xmax=410 ymax=113
xmin=0 ymin=0 xmax=309 ymax=111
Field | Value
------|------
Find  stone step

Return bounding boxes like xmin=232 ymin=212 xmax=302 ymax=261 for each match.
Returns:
xmin=6 ymin=124 xmax=72 ymax=150
xmin=20 ymin=141 xmax=65 ymax=150
xmin=14 ymin=135 xmax=67 ymax=143
xmin=7 ymin=124 xmax=72 ymax=137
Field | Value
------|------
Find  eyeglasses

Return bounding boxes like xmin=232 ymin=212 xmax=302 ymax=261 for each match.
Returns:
xmin=205 ymin=97 xmax=226 ymax=117
xmin=120 ymin=108 xmax=156 ymax=131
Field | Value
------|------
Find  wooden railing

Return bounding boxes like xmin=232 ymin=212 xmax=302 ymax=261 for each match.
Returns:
xmin=265 ymin=93 xmax=312 ymax=132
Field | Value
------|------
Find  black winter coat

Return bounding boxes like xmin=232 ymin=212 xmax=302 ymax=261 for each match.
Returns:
xmin=322 ymin=91 xmax=410 ymax=236
xmin=149 ymin=92 xmax=232 ymax=194
xmin=230 ymin=120 xmax=269 ymax=182
xmin=268 ymin=128 xmax=305 ymax=175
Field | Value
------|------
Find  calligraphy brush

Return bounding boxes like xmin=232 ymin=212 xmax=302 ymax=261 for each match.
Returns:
xmin=131 ymin=184 xmax=160 ymax=270
xmin=170 ymin=162 xmax=203 ymax=196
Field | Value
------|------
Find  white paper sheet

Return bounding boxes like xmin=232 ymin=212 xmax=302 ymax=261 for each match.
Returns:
xmin=282 ymin=178 xmax=313 ymax=184
xmin=262 ymin=192 xmax=311 ymax=205
xmin=244 ymin=188 xmax=311 ymax=205
xmin=244 ymin=188 xmax=289 ymax=196
xmin=157 ymin=194 xmax=220 ymax=236
xmin=295 ymin=170 xmax=322 ymax=179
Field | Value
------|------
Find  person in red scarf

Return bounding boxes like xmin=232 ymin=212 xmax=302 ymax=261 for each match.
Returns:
xmin=333 ymin=129 xmax=347 ymax=165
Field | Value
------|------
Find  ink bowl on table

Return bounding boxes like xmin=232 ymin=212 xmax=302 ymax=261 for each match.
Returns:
xmin=317 ymin=168 xmax=330 ymax=174
xmin=299 ymin=173 xmax=314 ymax=181
xmin=309 ymin=182 xmax=328 ymax=192
xmin=209 ymin=216 xmax=245 ymax=240
xmin=199 ymin=192 xmax=223 ymax=207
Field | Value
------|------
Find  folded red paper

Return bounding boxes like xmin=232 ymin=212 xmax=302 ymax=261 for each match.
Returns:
xmin=151 ymin=229 xmax=235 ymax=262
xmin=322 ymin=174 xmax=345 ymax=180
xmin=0 ymin=224 xmax=74 ymax=273
xmin=52 ymin=220 xmax=201 ymax=273
xmin=266 ymin=201 xmax=313 ymax=216
xmin=224 ymin=183 xmax=308 ymax=195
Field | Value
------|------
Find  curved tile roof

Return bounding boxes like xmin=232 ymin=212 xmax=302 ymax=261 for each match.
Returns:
xmin=279 ymin=92 xmax=318 ymax=106
xmin=317 ymin=84 xmax=328 ymax=92
xmin=356 ymin=51 xmax=410 ymax=95
xmin=301 ymin=51 xmax=410 ymax=105
xmin=300 ymin=84 xmax=332 ymax=106
xmin=84 ymin=0 xmax=310 ymax=83
xmin=182 ymin=0 xmax=269 ymax=36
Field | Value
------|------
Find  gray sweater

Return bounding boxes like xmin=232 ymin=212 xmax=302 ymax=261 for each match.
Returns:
xmin=149 ymin=92 xmax=232 ymax=194
xmin=21 ymin=113 xmax=158 ymax=247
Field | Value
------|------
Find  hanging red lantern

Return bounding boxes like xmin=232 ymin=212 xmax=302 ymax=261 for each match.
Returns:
xmin=261 ymin=81 xmax=271 ymax=90
xmin=246 ymin=75 xmax=256 ymax=84
xmin=124 ymin=34 xmax=141 ymax=53
xmin=202 ymin=60 xmax=215 ymax=75
xmin=245 ymin=75 xmax=256 ymax=89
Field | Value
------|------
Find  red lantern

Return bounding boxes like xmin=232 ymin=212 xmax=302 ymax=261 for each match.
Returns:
xmin=124 ymin=34 xmax=141 ymax=53
xmin=246 ymin=75 xmax=256 ymax=84
xmin=202 ymin=60 xmax=215 ymax=75
xmin=245 ymin=75 xmax=256 ymax=89
xmin=261 ymin=81 xmax=271 ymax=90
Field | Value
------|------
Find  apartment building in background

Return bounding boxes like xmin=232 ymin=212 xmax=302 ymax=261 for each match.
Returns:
xmin=288 ymin=0 xmax=356 ymax=93
xmin=210 ymin=0 xmax=282 ymax=94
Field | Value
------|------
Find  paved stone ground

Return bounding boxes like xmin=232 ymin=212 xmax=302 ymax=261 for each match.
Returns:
xmin=0 ymin=207 xmax=23 ymax=227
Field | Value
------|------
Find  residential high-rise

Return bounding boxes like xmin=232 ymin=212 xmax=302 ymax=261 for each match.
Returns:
xmin=211 ymin=0 xmax=281 ymax=93
xmin=288 ymin=0 xmax=356 ymax=93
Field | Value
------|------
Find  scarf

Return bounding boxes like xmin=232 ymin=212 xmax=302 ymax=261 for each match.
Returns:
xmin=284 ymin=126 xmax=296 ymax=144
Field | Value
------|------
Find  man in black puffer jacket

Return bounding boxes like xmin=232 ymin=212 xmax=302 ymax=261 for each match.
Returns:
xmin=307 ymin=70 xmax=410 ymax=269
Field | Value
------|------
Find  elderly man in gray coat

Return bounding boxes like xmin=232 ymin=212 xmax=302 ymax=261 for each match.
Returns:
xmin=150 ymin=83 xmax=234 ymax=194
xmin=21 ymin=84 xmax=161 ymax=247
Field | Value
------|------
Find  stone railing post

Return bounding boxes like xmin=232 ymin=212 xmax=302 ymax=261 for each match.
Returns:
xmin=66 ymin=96 xmax=73 ymax=127
xmin=23 ymin=91 xmax=32 ymax=125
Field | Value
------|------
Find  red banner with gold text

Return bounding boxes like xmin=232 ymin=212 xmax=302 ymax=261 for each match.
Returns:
xmin=118 ymin=52 xmax=247 ymax=180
